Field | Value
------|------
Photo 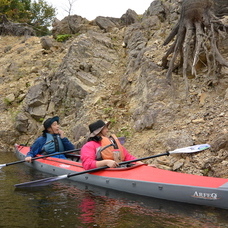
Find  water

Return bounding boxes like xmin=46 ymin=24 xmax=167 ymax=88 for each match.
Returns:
xmin=0 ymin=150 xmax=228 ymax=228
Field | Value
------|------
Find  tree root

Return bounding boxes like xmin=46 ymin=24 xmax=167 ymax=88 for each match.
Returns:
xmin=162 ymin=0 xmax=228 ymax=96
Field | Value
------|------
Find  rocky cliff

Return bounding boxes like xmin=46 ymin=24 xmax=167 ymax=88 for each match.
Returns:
xmin=0 ymin=0 xmax=227 ymax=177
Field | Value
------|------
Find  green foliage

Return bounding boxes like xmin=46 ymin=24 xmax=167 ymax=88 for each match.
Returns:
xmin=4 ymin=97 xmax=12 ymax=106
xmin=103 ymin=107 xmax=113 ymax=114
xmin=0 ymin=0 xmax=56 ymax=36
xmin=202 ymin=168 xmax=210 ymax=176
xmin=109 ymin=118 xmax=116 ymax=124
xmin=25 ymin=82 xmax=30 ymax=87
xmin=30 ymin=0 xmax=56 ymax=36
xmin=0 ymin=0 xmax=31 ymax=22
xmin=55 ymin=34 xmax=72 ymax=42
xmin=119 ymin=126 xmax=131 ymax=138
xmin=0 ymin=0 xmax=11 ymax=9
xmin=39 ymin=117 xmax=44 ymax=122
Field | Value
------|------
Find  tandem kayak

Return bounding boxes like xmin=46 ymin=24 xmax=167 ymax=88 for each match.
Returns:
xmin=14 ymin=144 xmax=228 ymax=209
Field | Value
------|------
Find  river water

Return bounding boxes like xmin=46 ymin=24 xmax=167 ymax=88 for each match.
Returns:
xmin=0 ymin=150 xmax=228 ymax=228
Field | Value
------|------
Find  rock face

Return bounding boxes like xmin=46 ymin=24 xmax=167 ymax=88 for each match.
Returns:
xmin=0 ymin=15 xmax=35 ymax=36
xmin=0 ymin=0 xmax=228 ymax=177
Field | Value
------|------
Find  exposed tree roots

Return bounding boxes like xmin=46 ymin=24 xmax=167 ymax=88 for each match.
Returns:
xmin=162 ymin=0 xmax=228 ymax=95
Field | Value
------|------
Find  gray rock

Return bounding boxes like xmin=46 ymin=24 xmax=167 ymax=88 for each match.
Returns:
xmin=40 ymin=36 xmax=53 ymax=50
xmin=95 ymin=16 xmax=120 ymax=32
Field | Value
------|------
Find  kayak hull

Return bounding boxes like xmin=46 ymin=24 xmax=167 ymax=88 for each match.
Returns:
xmin=15 ymin=145 xmax=228 ymax=209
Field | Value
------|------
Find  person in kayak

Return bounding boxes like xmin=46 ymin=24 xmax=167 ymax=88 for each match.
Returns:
xmin=25 ymin=116 xmax=75 ymax=163
xmin=81 ymin=120 xmax=142 ymax=170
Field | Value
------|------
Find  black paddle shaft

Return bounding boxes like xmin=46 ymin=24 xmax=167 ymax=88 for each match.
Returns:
xmin=5 ymin=148 xmax=81 ymax=167
xmin=67 ymin=152 xmax=169 ymax=178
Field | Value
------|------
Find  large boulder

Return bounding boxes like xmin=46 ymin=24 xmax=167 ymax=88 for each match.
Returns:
xmin=94 ymin=16 xmax=120 ymax=32
xmin=120 ymin=9 xmax=140 ymax=26
xmin=52 ymin=15 xmax=89 ymax=38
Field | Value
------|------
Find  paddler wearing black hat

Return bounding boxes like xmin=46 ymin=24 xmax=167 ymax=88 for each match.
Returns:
xmin=25 ymin=116 xmax=75 ymax=163
xmin=81 ymin=120 xmax=143 ymax=170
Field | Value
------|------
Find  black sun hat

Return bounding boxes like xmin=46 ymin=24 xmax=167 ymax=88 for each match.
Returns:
xmin=43 ymin=116 xmax=59 ymax=130
xmin=89 ymin=120 xmax=110 ymax=137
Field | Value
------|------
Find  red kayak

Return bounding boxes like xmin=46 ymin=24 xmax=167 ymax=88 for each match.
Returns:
xmin=14 ymin=144 xmax=228 ymax=209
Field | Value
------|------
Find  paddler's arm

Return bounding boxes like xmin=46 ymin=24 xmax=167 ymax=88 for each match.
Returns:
xmin=25 ymin=137 xmax=45 ymax=163
xmin=96 ymin=160 xmax=118 ymax=168
xmin=122 ymin=146 xmax=144 ymax=164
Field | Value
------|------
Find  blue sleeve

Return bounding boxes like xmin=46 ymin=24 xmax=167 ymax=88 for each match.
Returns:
xmin=26 ymin=137 xmax=46 ymax=157
xmin=61 ymin=137 xmax=75 ymax=151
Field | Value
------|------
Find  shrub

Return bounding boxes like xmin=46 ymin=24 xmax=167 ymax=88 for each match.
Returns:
xmin=55 ymin=34 xmax=72 ymax=42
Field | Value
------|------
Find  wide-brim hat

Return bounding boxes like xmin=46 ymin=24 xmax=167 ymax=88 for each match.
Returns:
xmin=89 ymin=120 xmax=110 ymax=137
xmin=43 ymin=116 xmax=59 ymax=130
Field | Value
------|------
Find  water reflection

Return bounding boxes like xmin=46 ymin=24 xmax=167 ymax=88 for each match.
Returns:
xmin=54 ymin=181 xmax=228 ymax=228
xmin=0 ymin=151 xmax=228 ymax=228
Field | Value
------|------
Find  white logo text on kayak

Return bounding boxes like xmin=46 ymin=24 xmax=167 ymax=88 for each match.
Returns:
xmin=192 ymin=191 xmax=218 ymax=200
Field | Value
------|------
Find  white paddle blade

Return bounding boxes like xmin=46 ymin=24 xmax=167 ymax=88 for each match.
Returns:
xmin=170 ymin=144 xmax=210 ymax=154
xmin=0 ymin=164 xmax=6 ymax=169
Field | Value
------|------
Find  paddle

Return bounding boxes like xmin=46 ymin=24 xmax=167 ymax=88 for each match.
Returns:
xmin=0 ymin=148 xmax=81 ymax=169
xmin=14 ymin=144 xmax=210 ymax=188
